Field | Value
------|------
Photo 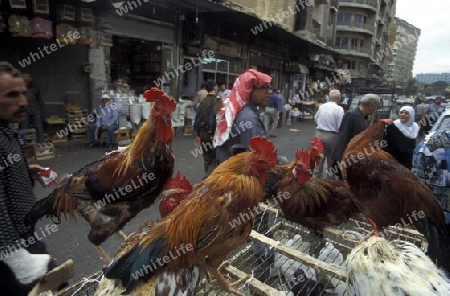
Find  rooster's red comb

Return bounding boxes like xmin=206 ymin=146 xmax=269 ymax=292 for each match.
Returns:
xmin=162 ymin=170 xmax=192 ymax=191
xmin=144 ymin=87 xmax=177 ymax=115
xmin=310 ymin=136 xmax=324 ymax=154
xmin=295 ymin=149 xmax=311 ymax=169
xmin=249 ymin=136 xmax=277 ymax=166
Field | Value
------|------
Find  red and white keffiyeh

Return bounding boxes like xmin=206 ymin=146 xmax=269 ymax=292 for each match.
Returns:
xmin=213 ymin=69 xmax=272 ymax=147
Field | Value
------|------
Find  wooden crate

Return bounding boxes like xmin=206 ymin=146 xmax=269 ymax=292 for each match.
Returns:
xmin=35 ymin=142 xmax=55 ymax=160
xmin=23 ymin=128 xmax=36 ymax=144
xmin=23 ymin=143 xmax=35 ymax=162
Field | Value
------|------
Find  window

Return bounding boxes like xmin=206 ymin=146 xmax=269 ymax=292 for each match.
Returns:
xmin=336 ymin=37 xmax=348 ymax=46
xmin=351 ymin=38 xmax=360 ymax=50
xmin=347 ymin=60 xmax=356 ymax=70
xmin=354 ymin=14 xmax=365 ymax=27
xmin=337 ymin=13 xmax=351 ymax=25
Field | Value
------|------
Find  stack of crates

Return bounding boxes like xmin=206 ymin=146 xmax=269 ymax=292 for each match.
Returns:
xmin=65 ymin=104 xmax=89 ymax=141
xmin=22 ymin=129 xmax=36 ymax=161
xmin=34 ymin=142 xmax=55 ymax=160
xmin=116 ymin=127 xmax=131 ymax=146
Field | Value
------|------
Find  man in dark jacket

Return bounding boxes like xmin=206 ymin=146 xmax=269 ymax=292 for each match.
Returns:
xmin=21 ymin=74 xmax=45 ymax=143
xmin=193 ymin=80 xmax=220 ymax=178
xmin=330 ymin=93 xmax=380 ymax=179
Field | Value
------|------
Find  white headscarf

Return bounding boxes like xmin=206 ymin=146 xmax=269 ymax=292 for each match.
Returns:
xmin=394 ymin=105 xmax=420 ymax=139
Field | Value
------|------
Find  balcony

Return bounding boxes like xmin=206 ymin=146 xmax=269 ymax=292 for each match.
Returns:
xmin=336 ymin=21 xmax=375 ymax=35
xmin=333 ymin=44 xmax=373 ymax=57
xmin=339 ymin=0 xmax=378 ymax=12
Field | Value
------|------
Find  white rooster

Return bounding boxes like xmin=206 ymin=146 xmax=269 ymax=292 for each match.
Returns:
xmin=345 ymin=235 xmax=450 ymax=296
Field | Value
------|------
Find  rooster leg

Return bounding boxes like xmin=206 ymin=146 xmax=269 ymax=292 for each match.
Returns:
xmin=94 ymin=245 xmax=111 ymax=265
xmin=207 ymin=261 xmax=248 ymax=296
xmin=116 ymin=230 xmax=128 ymax=242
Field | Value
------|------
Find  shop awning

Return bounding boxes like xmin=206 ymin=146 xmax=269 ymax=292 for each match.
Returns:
xmin=284 ymin=62 xmax=310 ymax=74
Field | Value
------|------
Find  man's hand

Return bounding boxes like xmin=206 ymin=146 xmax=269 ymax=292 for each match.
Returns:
xmin=28 ymin=164 xmax=46 ymax=181
xmin=29 ymin=164 xmax=58 ymax=182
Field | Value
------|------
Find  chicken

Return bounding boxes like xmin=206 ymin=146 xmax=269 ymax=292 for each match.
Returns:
xmin=267 ymin=136 xmax=357 ymax=231
xmin=345 ymin=234 xmax=450 ymax=296
xmin=25 ymin=88 xmax=177 ymax=263
xmin=97 ymin=136 xmax=278 ymax=295
xmin=158 ymin=170 xmax=192 ymax=218
xmin=342 ymin=120 xmax=450 ymax=273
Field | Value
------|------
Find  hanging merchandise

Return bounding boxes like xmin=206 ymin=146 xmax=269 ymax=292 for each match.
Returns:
xmin=79 ymin=8 xmax=94 ymax=25
xmin=9 ymin=0 xmax=26 ymax=9
xmin=33 ymin=0 xmax=49 ymax=15
xmin=30 ymin=17 xmax=52 ymax=39
xmin=8 ymin=15 xmax=31 ymax=37
xmin=77 ymin=27 xmax=93 ymax=45
xmin=56 ymin=23 xmax=78 ymax=45
xmin=57 ymin=4 xmax=75 ymax=21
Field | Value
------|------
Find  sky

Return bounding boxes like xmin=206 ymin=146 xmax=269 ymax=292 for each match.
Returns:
xmin=395 ymin=0 xmax=450 ymax=76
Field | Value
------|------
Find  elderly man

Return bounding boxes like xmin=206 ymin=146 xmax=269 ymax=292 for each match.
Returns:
xmin=87 ymin=94 xmax=119 ymax=150
xmin=314 ymin=89 xmax=344 ymax=178
xmin=330 ymin=93 xmax=381 ymax=179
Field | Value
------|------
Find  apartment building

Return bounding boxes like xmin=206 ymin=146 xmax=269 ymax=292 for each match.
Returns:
xmin=334 ymin=0 xmax=394 ymax=91
xmin=387 ymin=17 xmax=420 ymax=89
xmin=416 ymin=73 xmax=450 ymax=84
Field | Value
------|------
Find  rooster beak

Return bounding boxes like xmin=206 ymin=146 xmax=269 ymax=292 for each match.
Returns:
xmin=159 ymin=188 xmax=184 ymax=198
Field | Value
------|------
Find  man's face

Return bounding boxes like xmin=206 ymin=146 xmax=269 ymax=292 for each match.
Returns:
xmin=435 ymin=97 xmax=443 ymax=105
xmin=219 ymin=84 xmax=226 ymax=91
xmin=102 ymin=98 xmax=110 ymax=106
xmin=251 ymin=86 xmax=271 ymax=106
xmin=0 ymin=74 xmax=28 ymax=123
xmin=369 ymin=101 xmax=380 ymax=114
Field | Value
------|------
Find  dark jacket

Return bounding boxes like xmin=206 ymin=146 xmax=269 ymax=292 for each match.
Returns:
xmin=194 ymin=94 xmax=221 ymax=138
xmin=384 ymin=124 xmax=416 ymax=169
xmin=331 ymin=107 xmax=367 ymax=163
xmin=25 ymin=84 xmax=43 ymax=114
xmin=216 ymin=102 xmax=266 ymax=163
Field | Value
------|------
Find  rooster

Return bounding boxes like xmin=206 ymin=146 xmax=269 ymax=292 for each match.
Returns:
xmin=342 ymin=120 xmax=450 ymax=273
xmin=267 ymin=136 xmax=357 ymax=231
xmin=25 ymin=88 xmax=176 ymax=263
xmin=345 ymin=222 xmax=450 ymax=296
xmin=158 ymin=170 xmax=192 ymax=218
xmin=97 ymin=136 xmax=278 ymax=295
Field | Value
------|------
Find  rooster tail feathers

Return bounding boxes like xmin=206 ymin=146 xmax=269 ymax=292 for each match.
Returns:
xmin=104 ymin=236 xmax=167 ymax=293
xmin=413 ymin=216 xmax=450 ymax=274
xmin=249 ymin=136 xmax=277 ymax=165
xmin=24 ymin=190 xmax=59 ymax=227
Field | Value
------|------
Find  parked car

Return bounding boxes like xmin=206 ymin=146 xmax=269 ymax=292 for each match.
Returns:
xmin=412 ymin=109 xmax=450 ymax=224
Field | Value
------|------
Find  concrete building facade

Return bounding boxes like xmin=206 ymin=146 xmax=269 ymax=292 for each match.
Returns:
xmin=416 ymin=73 xmax=450 ymax=84
xmin=387 ymin=17 xmax=421 ymax=89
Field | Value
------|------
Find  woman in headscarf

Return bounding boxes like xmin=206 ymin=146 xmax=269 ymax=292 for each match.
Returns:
xmin=384 ymin=105 xmax=420 ymax=169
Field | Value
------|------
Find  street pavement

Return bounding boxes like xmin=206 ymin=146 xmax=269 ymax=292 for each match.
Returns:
xmin=31 ymin=117 xmax=317 ymax=284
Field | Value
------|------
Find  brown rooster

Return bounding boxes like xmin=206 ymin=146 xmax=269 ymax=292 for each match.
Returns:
xmin=25 ymin=88 xmax=176 ymax=263
xmin=342 ymin=120 xmax=450 ymax=273
xmin=98 ymin=136 xmax=278 ymax=295
xmin=273 ymin=147 xmax=357 ymax=231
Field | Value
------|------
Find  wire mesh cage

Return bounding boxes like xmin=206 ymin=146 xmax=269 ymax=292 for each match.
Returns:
xmin=52 ymin=202 xmax=427 ymax=296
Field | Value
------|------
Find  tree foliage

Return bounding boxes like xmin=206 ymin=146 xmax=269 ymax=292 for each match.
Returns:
xmin=405 ymin=78 xmax=418 ymax=97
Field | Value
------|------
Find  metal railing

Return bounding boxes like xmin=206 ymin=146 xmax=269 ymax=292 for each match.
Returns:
xmin=339 ymin=0 xmax=378 ymax=8
xmin=336 ymin=21 xmax=375 ymax=33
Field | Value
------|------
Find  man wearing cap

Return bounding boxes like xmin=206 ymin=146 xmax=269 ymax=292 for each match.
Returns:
xmin=86 ymin=94 xmax=118 ymax=149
